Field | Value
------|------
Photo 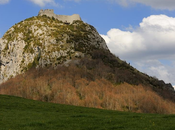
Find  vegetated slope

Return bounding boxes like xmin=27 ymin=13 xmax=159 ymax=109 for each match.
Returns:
xmin=0 ymin=15 xmax=108 ymax=83
xmin=1 ymin=94 xmax=175 ymax=130
xmin=1 ymin=51 xmax=175 ymax=114
xmin=0 ymin=13 xmax=175 ymax=114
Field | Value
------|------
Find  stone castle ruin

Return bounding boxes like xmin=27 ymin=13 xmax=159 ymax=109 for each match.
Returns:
xmin=38 ymin=9 xmax=82 ymax=24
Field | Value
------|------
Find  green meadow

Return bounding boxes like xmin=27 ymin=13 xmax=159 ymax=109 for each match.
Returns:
xmin=0 ymin=94 xmax=175 ymax=130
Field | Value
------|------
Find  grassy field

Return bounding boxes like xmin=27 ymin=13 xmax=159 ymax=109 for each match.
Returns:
xmin=0 ymin=95 xmax=175 ymax=130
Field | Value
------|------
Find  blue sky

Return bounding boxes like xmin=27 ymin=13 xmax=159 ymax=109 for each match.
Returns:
xmin=0 ymin=0 xmax=175 ymax=86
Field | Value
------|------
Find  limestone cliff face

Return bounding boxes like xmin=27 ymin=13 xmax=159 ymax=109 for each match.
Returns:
xmin=0 ymin=14 xmax=108 ymax=84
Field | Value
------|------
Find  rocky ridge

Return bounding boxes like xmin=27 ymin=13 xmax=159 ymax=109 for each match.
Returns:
xmin=0 ymin=12 xmax=108 ymax=84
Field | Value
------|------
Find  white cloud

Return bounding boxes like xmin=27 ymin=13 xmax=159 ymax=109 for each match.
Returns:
xmin=101 ymin=15 xmax=175 ymax=60
xmin=109 ymin=0 xmax=175 ymax=10
xmin=29 ymin=0 xmax=59 ymax=7
xmin=64 ymin=0 xmax=81 ymax=2
xmin=132 ymin=60 xmax=175 ymax=84
xmin=101 ymin=15 xmax=175 ymax=85
xmin=109 ymin=0 xmax=131 ymax=7
xmin=0 ymin=0 xmax=9 ymax=4
xmin=101 ymin=29 xmax=145 ymax=59
xmin=28 ymin=0 xmax=175 ymax=10
xmin=132 ymin=0 xmax=175 ymax=10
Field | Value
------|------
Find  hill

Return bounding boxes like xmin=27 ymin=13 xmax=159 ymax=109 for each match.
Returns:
xmin=1 ymin=94 xmax=175 ymax=130
xmin=0 ymin=9 xmax=175 ymax=114
xmin=1 ymin=58 xmax=175 ymax=114
xmin=0 ymin=10 xmax=108 ymax=83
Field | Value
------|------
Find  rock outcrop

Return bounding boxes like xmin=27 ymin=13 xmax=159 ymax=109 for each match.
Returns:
xmin=0 ymin=11 xmax=108 ymax=84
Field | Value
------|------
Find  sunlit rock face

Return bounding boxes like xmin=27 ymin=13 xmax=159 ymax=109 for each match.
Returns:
xmin=0 ymin=10 xmax=109 ymax=84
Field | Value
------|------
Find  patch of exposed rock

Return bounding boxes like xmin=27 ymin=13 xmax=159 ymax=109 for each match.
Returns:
xmin=0 ymin=13 xmax=108 ymax=84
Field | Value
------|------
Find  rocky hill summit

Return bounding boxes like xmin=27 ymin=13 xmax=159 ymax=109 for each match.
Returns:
xmin=1 ymin=10 xmax=175 ymax=114
xmin=0 ymin=10 xmax=108 ymax=84
xmin=0 ymin=10 xmax=174 ymax=93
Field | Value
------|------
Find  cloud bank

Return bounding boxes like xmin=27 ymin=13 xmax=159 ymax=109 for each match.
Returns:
xmin=1 ymin=0 xmax=175 ymax=10
xmin=0 ymin=0 xmax=9 ymax=4
xmin=109 ymin=0 xmax=175 ymax=10
xmin=101 ymin=15 xmax=175 ymax=60
xmin=0 ymin=0 xmax=60 ymax=7
xmin=29 ymin=0 xmax=59 ymax=7
xmin=64 ymin=0 xmax=81 ymax=2
xmin=101 ymin=15 xmax=175 ymax=84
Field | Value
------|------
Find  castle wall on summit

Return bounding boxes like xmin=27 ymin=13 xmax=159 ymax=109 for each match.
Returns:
xmin=38 ymin=9 xmax=81 ymax=24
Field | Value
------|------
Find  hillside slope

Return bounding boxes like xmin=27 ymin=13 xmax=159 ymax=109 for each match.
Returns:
xmin=1 ymin=54 xmax=175 ymax=114
xmin=0 ymin=10 xmax=175 ymax=114
xmin=0 ymin=14 xmax=108 ymax=83
xmin=1 ymin=94 xmax=175 ymax=130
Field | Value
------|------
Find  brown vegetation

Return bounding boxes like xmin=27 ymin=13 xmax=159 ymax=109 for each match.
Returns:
xmin=1 ymin=64 xmax=175 ymax=114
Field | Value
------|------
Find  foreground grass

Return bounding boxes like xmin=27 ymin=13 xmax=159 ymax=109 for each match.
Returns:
xmin=0 ymin=95 xmax=175 ymax=130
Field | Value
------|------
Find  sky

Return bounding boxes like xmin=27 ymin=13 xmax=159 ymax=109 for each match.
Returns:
xmin=0 ymin=0 xmax=175 ymax=87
